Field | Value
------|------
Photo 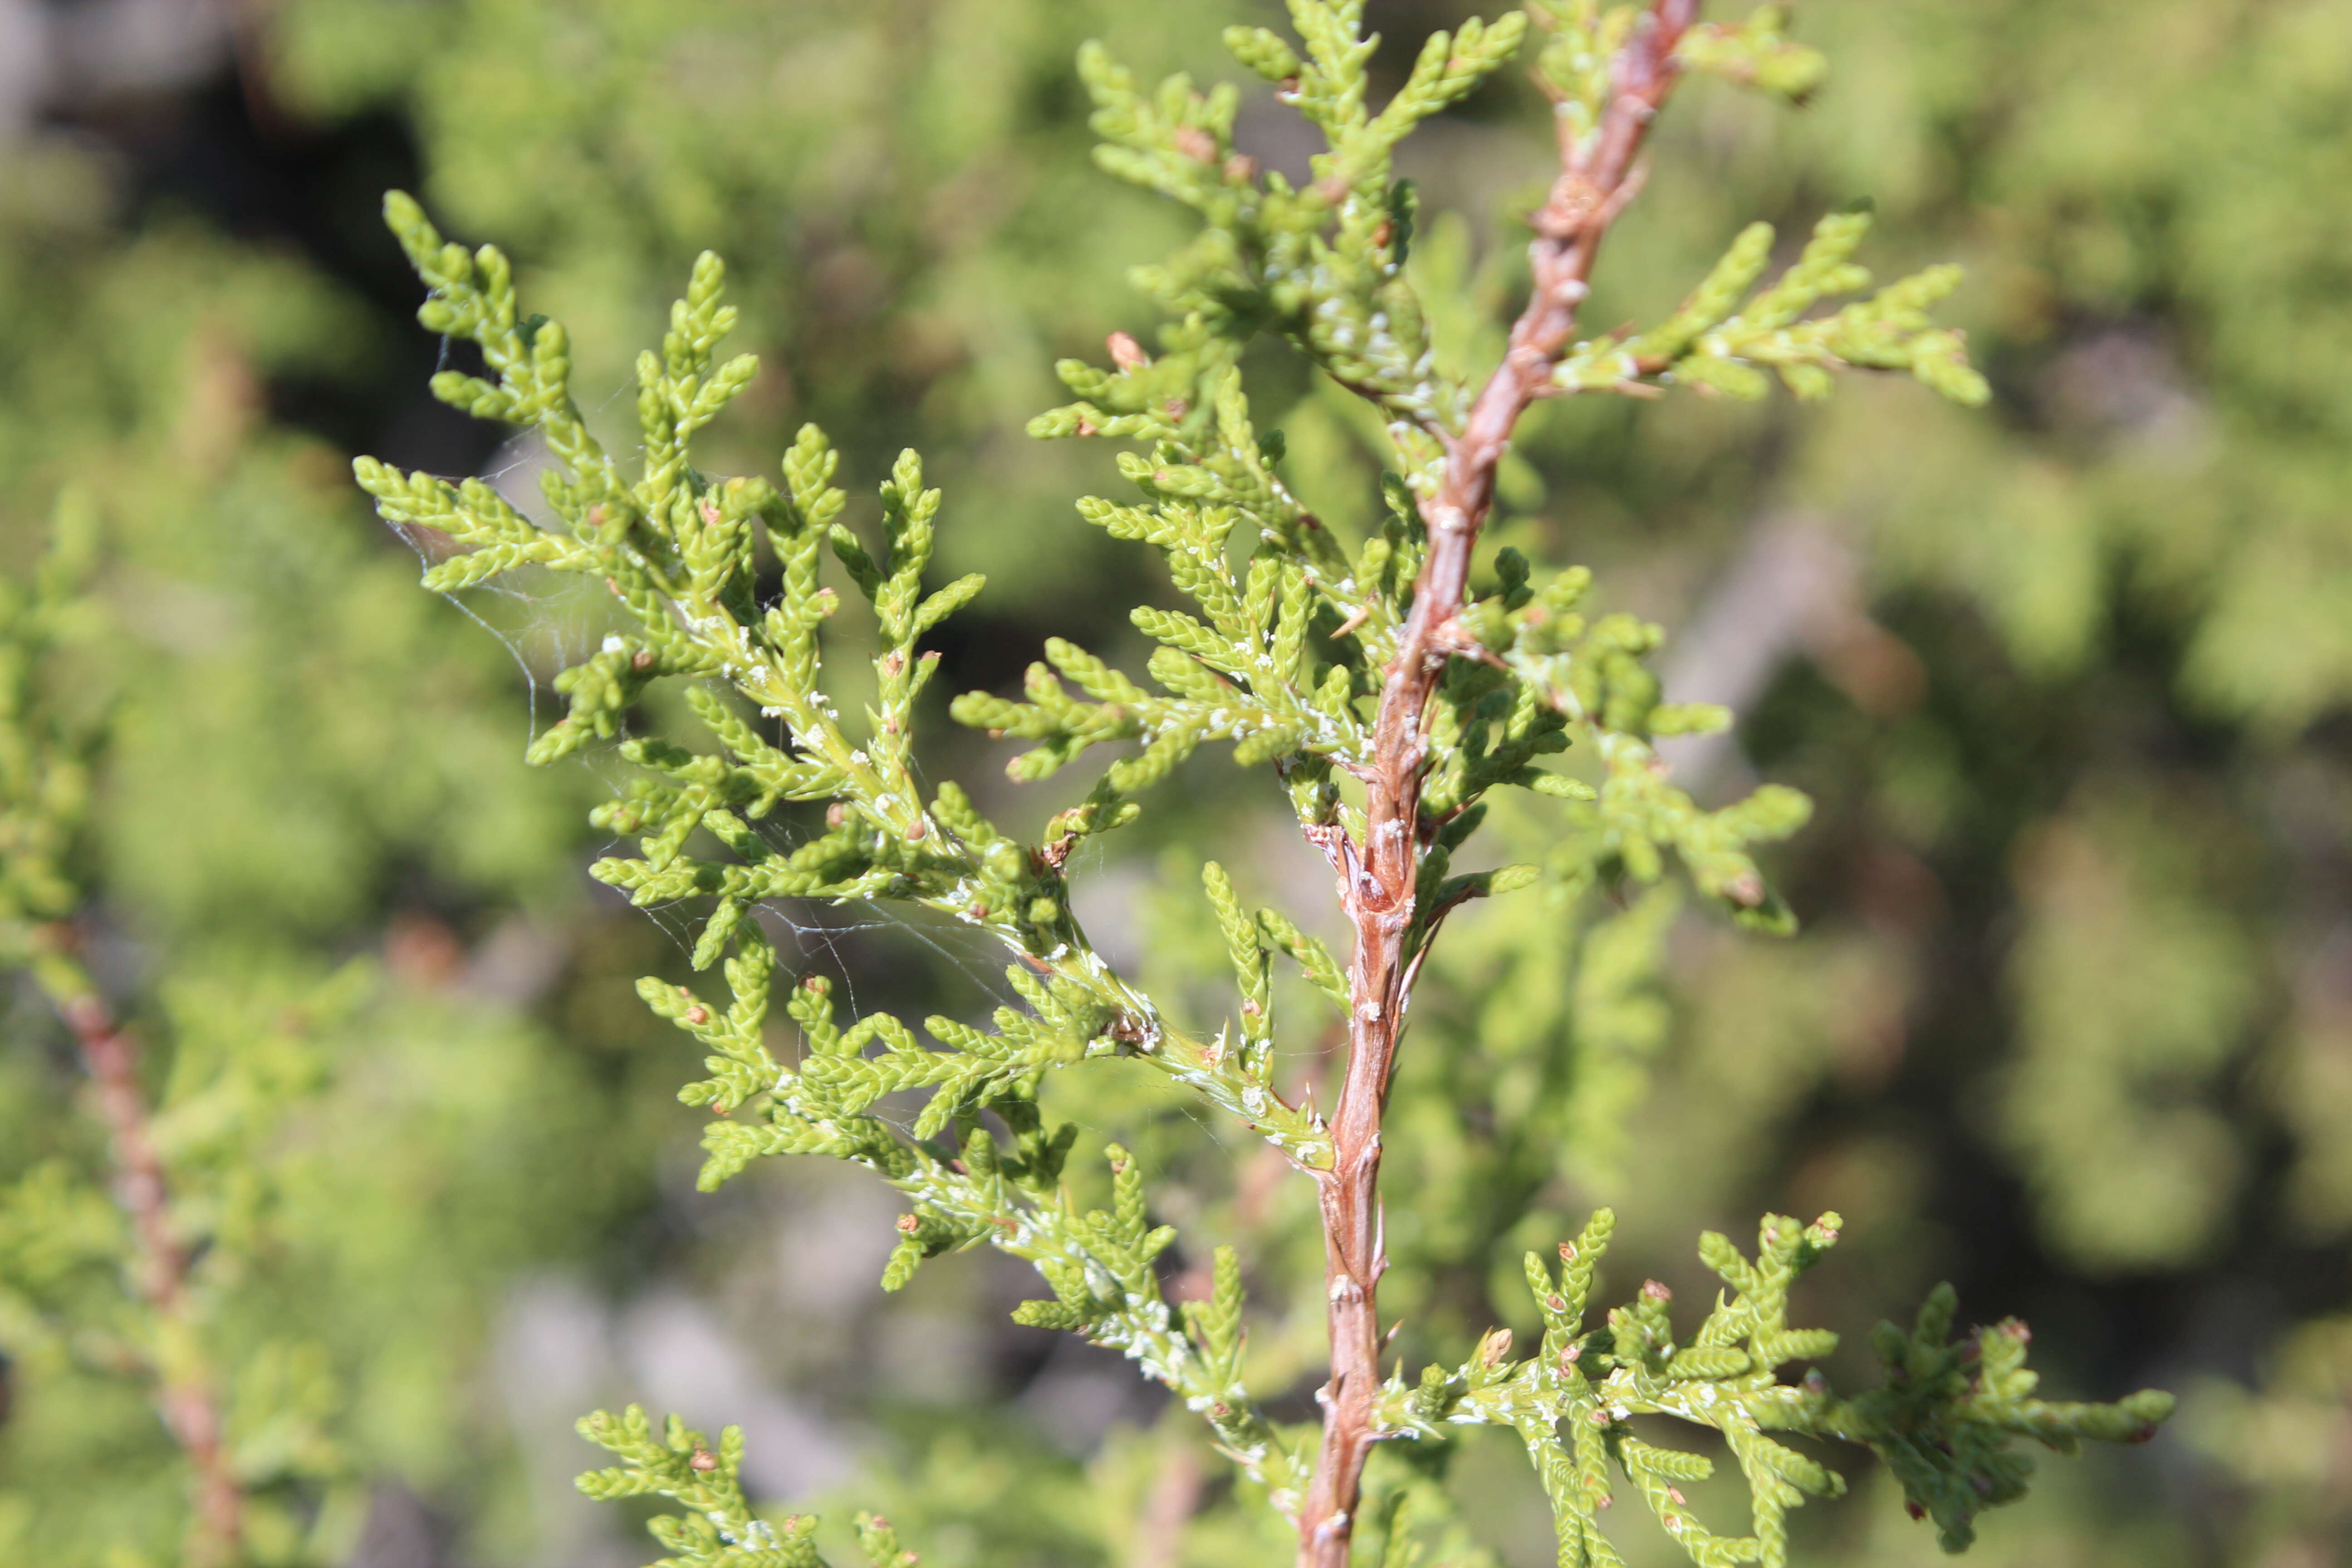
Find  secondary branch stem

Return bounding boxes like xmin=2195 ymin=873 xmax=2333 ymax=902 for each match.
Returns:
xmin=39 ymin=936 xmax=244 ymax=1567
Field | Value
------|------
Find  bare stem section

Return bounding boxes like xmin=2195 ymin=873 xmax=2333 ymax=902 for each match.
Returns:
xmin=1300 ymin=7 xmax=1700 ymax=1564
xmin=38 ymin=937 xmax=244 ymax=1568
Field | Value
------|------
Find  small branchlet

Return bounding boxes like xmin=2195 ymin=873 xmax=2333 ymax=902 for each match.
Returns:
xmin=1672 ymin=3 xmax=1828 ymax=101
xmin=1385 ymin=1212 xmax=2171 ymax=1568
xmin=577 ymin=1406 xmax=828 ymax=1566
xmin=1822 ymin=1289 xmax=2175 ymax=1552
xmin=1557 ymin=208 xmax=1990 ymax=406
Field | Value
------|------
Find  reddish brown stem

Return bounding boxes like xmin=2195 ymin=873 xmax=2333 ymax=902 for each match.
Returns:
xmin=47 ymin=948 xmax=244 ymax=1567
xmin=1296 ymin=8 xmax=1698 ymax=1566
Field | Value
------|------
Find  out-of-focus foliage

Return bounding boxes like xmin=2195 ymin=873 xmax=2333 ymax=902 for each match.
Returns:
xmin=0 ymin=47 xmax=658 ymax=1568
xmin=1625 ymin=0 xmax=2352 ymax=1282
xmin=0 ymin=500 xmax=645 ymax=1564
xmin=2187 ymin=1314 xmax=2352 ymax=1565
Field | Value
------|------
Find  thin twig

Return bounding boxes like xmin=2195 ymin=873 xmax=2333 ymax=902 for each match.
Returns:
xmin=38 ymin=933 xmax=244 ymax=1568
xmin=1296 ymin=7 xmax=1700 ymax=1565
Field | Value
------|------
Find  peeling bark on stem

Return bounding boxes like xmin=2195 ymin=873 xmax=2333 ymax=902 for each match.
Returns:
xmin=41 ymin=937 xmax=244 ymax=1568
xmin=1295 ymin=8 xmax=1699 ymax=1565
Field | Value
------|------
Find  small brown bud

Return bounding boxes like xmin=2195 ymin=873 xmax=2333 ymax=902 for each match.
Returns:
xmin=1372 ymin=218 xmax=1393 ymax=249
xmin=1107 ymin=331 xmax=1149 ymax=371
xmin=882 ymin=649 xmax=905 ymax=676
xmin=1641 ymin=1279 xmax=1672 ymax=1303
xmin=896 ymin=1213 xmax=921 ymax=1234
xmin=1222 ymin=153 xmax=1259 ymax=183
xmin=1278 ymin=75 xmax=1301 ymax=96
xmin=906 ymin=819 xmax=927 ymax=840
xmin=1560 ymin=1343 xmax=1582 ymax=1366
xmin=1477 ymin=1327 xmax=1513 ymax=1367
xmin=1171 ymin=125 xmax=1216 ymax=163
xmin=1906 ymin=1503 xmax=1927 ymax=1521
xmin=801 ymin=976 xmax=824 ymax=993
xmin=826 ymin=801 xmax=850 ymax=828
xmin=1546 ymin=1294 xmax=1568 ymax=1313
xmin=1212 ymin=1401 xmax=1232 ymax=1419
xmin=689 ymin=1445 xmax=717 ymax=1473
xmin=1666 ymin=1487 xmax=1687 ymax=1507
xmin=1075 ymin=419 xmax=1099 ymax=437
xmin=700 ymin=499 xmax=722 ymax=527
xmin=966 ymin=902 xmax=989 ymax=920
xmin=1240 ymin=999 xmax=1262 ymax=1017
xmin=684 ymin=1004 xmax=710 ymax=1026
xmin=1558 ymin=1242 xmax=1577 ymax=1262
xmin=632 ymin=647 xmax=655 ymax=670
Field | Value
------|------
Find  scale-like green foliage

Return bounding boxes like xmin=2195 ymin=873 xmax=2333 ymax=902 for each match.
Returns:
xmin=1383 ymin=1212 xmax=2170 ymax=1566
xmin=575 ymin=1406 xmax=928 ymax=1568
xmin=1556 ymin=208 xmax=1989 ymax=405
xmin=359 ymin=190 xmax=1337 ymax=1177
xmin=354 ymin=3 xmax=2177 ymax=1563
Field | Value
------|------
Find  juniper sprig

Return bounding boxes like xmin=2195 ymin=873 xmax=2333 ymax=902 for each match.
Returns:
xmin=358 ymin=4 xmax=2172 ymax=1565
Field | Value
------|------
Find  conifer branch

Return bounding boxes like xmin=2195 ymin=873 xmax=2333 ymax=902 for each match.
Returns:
xmin=356 ymin=5 xmax=2152 ymax=1564
xmin=1301 ymin=7 xmax=1698 ymax=1563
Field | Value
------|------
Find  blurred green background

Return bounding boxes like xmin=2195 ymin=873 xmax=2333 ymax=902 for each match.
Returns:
xmin=1 ymin=0 xmax=2348 ymax=1564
